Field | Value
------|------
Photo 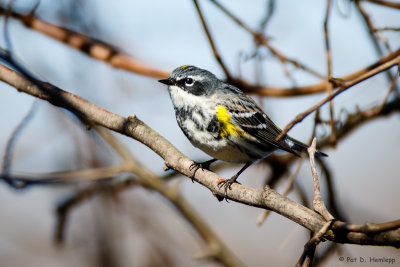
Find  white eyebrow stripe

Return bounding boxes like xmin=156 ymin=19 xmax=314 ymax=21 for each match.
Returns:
xmin=191 ymin=75 xmax=205 ymax=82
xmin=176 ymin=75 xmax=205 ymax=82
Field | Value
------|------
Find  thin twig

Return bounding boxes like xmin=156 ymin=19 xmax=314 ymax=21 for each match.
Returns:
xmin=323 ymin=0 xmax=336 ymax=146
xmin=54 ymin=178 xmax=139 ymax=244
xmin=317 ymin=157 xmax=347 ymax=221
xmin=308 ymin=138 xmax=333 ymax=221
xmin=192 ymin=0 xmax=232 ymax=79
xmin=1 ymin=101 xmax=38 ymax=178
xmin=1 ymin=6 xmax=398 ymax=99
xmin=355 ymin=1 xmax=398 ymax=96
xmin=257 ymin=157 xmax=304 ymax=226
xmin=1 ymin=59 xmax=400 ymax=247
xmin=208 ymin=0 xmax=325 ymax=79
xmin=377 ymin=64 xmax=400 ymax=113
xmin=296 ymin=220 xmax=334 ymax=267
xmin=317 ymin=96 xmax=400 ymax=148
xmin=259 ymin=0 xmax=276 ymax=32
xmin=0 ymin=53 xmax=243 ymax=266
xmin=362 ymin=0 xmax=400 ymax=9
xmin=0 ymin=61 xmax=327 ymax=231
xmin=0 ymin=6 xmax=169 ymax=78
xmin=356 ymin=1 xmax=392 ymax=52
xmin=374 ymin=27 xmax=400 ymax=32
xmin=276 ymin=52 xmax=400 ymax=141
xmin=314 ymin=243 xmax=340 ymax=267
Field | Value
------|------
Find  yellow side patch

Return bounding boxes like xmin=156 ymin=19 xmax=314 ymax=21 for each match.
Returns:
xmin=216 ymin=105 xmax=246 ymax=137
xmin=179 ymin=65 xmax=191 ymax=70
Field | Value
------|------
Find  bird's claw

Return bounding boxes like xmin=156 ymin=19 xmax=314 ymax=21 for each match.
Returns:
xmin=189 ymin=162 xmax=201 ymax=182
xmin=189 ymin=159 xmax=217 ymax=182
xmin=216 ymin=177 xmax=239 ymax=202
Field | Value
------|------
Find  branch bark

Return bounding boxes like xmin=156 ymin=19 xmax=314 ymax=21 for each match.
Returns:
xmin=1 ymin=62 xmax=399 ymax=248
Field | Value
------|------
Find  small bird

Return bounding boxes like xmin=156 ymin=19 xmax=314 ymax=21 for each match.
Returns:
xmin=159 ymin=65 xmax=326 ymax=198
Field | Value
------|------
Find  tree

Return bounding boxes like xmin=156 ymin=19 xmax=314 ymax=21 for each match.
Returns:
xmin=0 ymin=1 xmax=399 ymax=266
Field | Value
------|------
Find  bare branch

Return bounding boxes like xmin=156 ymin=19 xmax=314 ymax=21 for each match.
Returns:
xmin=258 ymin=0 xmax=276 ymax=32
xmin=209 ymin=0 xmax=324 ymax=79
xmin=356 ymin=1 xmax=392 ymax=53
xmin=0 ymin=6 xmax=169 ymax=78
xmin=318 ymin=96 xmax=400 ymax=148
xmin=1 ymin=101 xmax=38 ymax=185
xmin=362 ymin=0 xmax=400 ymax=9
xmin=0 ymin=59 xmax=243 ymax=266
xmin=333 ymin=219 xmax=400 ymax=234
xmin=1 ymin=6 xmax=398 ymax=100
xmin=323 ymin=0 xmax=336 ymax=146
xmin=0 ymin=62 xmax=326 ymax=230
xmin=1 ymin=56 xmax=399 ymax=248
xmin=276 ymin=51 xmax=400 ymax=140
xmin=296 ymin=221 xmax=334 ymax=267
xmin=192 ymin=0 xmax=232 ymax=79
xmin=374 ymin=27 xmax=400 ymax=32
xmin=308 ymin=138 xmax=334 ymax=221
xmin=1 ymin=2 xmax=400 ymax=265
xmin=257 ymin=157 xmax=304 ymax=226
xmin=355 ymin=0 xmax=398 ymax=95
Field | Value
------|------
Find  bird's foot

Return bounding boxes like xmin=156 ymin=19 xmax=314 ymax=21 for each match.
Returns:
xmin=189 ymin=159 xmax=217 ymax=182
xmin=216 ymin=175 xmax=240 ymax=201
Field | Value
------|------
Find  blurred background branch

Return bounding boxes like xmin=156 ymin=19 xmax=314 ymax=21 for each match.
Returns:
xmin=0 ymin=1 xmax=399 ymax=266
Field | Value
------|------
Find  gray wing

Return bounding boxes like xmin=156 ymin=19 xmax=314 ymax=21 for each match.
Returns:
xmin=216 ymin=88 xmax=303 ymax=156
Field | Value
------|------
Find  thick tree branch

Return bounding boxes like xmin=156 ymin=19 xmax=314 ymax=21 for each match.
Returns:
xmin=1 ymin=62 xmax=399 ymax=248
xmin=0 ymin=68 xmax=242 ymax=266
xmin=0 ymin=63 xmax=325 ymax=231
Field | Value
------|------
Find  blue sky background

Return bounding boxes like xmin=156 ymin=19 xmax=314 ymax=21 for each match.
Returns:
xmin=0 ymin=0 xmax=399 ymax=266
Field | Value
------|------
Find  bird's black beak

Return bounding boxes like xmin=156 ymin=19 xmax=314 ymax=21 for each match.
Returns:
xmin=158 ymin=78 xmax=174 ymax=86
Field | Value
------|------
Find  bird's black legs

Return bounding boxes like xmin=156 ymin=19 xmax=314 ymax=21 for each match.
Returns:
xmin=189 ymin=158 xmax=218 ymax=182
xmin=217 ymin=162 xmax=252 ymax=200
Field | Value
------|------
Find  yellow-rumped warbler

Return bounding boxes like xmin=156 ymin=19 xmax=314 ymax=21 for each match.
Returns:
xmin=159 ymin=65 xmax=326 ymax=197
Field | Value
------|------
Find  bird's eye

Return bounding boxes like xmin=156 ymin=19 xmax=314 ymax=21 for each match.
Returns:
xmin=185 ymin=77 xmax=194 ymax=86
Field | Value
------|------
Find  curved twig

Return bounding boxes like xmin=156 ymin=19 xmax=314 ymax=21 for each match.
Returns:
xmin=1 ymin=62 xmax=399 ymax=248
xmin=276 ymin=51 xmax=400 ymax=141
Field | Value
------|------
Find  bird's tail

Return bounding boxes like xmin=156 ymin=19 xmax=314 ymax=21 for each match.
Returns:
xmin=286 ymin=136 xmax=328 ymax=158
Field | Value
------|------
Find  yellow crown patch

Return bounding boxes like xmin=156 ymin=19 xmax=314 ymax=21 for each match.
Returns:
xmin=179 ymin=65 xmax=191 ymax=70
